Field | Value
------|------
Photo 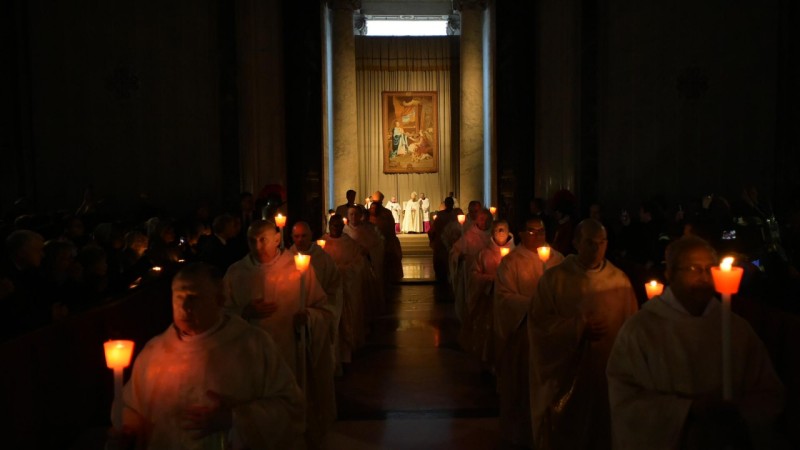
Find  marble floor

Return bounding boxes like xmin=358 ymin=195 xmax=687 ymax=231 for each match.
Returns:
xmin=322 ymin=253 xmax=513 ymax=450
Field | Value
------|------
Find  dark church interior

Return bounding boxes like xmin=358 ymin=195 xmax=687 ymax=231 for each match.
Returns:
xmin=2 ymin=0 xmax=799 ymax=448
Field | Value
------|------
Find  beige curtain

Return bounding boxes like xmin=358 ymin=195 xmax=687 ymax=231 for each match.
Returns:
xmin=355 ymin=37 xmax=455 ymax=209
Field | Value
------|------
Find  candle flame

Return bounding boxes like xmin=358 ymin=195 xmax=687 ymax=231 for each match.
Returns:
xmin=151 ymin=266 xmax=162 ymax=272
xmin=649 ymin=280 xmax=658 ymax=287
xmin=489 ymin=206 xmax=497 ymax=215
xmin=500 ymin=247 xmax=510 ymax=257
xmin=720 ymin=257 xmax=734 ymax=271
xmin=294 ymin=253 xmax=311 ymax=272
xmin=316 ymin=239 xmax=326 ymax=249
xmin=457 ymin=214 xmax=466 ymax=225
xmin=104 ymin=340 xmax=135 ymax=369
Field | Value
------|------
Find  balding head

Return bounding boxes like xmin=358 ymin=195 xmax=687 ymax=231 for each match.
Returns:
xmin=574 ymin=219 xmax=608 ymax=269
xmin=292 ymin=221 xmax=312 ymax=252
xmin=372 ymin=191 xmax=385 ymax=203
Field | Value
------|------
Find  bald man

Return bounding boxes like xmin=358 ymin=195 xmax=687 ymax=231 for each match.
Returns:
xmin=109 ymin=263 xmax=304 ymax=449
xmin=529 ymin=218 xmax=637 ymax=449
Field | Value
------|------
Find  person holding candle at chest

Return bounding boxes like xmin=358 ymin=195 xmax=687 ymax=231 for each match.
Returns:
xmin=223 ymin=219 xmax=337 ymax=449
xmin=529 ymin=218 xmax=637 ymax=450
xmin=607 ymin=235 xmax=785 ymax=450
xmin=493 ymin=216 xmax=565 ymax=448
xmin=107 ymin=263 xmax=304 ymax=449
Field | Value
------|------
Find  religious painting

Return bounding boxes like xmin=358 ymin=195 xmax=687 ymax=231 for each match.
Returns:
xmin=383 ymin=91 xmax=438 ymax=174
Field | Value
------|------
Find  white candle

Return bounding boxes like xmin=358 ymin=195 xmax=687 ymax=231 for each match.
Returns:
xmin=711 ymin=256 xmax=743 ymax=401
xmin=644 ymin=280 xmax=664 ymax=299
xmin=104 ymin=340 xmax=135 ymax=430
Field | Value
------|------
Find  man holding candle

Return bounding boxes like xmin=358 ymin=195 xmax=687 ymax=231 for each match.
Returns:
xmin=462 ymin=218 xmax=516 ymax=373
xmin=108 ymin=263 xmax=304 ymax=449
xmin=321 ymin=214 xmax=370 ymax=368
xmin=493 ymin=217 xmax=565 ymax=447
xmin=607 ymin=236 xmax=785 ymax=449
xmin=450 ymin=208 xmax=491 ymax=322
xmin=529 ymin=218 xmax=637 ymax=449
xmin=223 ymin=220 xmax=337 ymax=448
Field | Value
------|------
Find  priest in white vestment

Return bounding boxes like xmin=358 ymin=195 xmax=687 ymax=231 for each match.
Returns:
xmin=223 ymin=220 xmax=337 ymax=449
xmin=401 ymin=191 xmax=424 ymax=233
xmin=386 ymin=196 xmax=402 ymax=234
xmin=420 ymin=192 xmax=431 ymax=233
xmin=344 ymin=205 xmax=386 ymax=318
xmin=290 ymin=222 xmax=343 ymax=373
xmin=450 ymin=209 xmax=491 ymax=322
xmin=530 ymin=218 xmax=637 ymax=450
xmin=321 ymin=214 xmax=369 ymax=366
xmin=460 ymin=219 xmax=515 ymax=370
xmin=109 ymin=263 xmax=304 ymax=450
xmin=607 ymin=236 xmax=785 ymax=450
xmin=494 ymin=217 xmax=565 ymax=447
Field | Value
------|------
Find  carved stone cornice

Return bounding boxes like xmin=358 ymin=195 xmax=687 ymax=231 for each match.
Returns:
xmin=453 ymin=0 xmax=487 ymax=11
xmin=447 ymin=15 xmax=461 ymax=35
xmin=327 ymin=0 xmax=361 ymax=11
xmin=354 ymin=14 xmax=367 ymax=35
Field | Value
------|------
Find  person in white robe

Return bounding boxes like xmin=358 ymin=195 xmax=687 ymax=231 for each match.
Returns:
xmin=401 ymin=191 xmax=424 ymax=234
xmin=223 ymin=220 xmax=336 ymax=449
xmin=344 ymin=205 xmax=385 ymax=318
xmin=420 ymin=192 xmax=431 ymax=233
xmin=321 ymin=214 xmax=370 ymax=367
xmin=530 ymin=218 xmax=637 ymax=450
xmin=460 ymin=219 xmax=515 ymax=370
xmin=450 ymin=209 xmax=491 ymax=322
xmin=108 ymin=263 xmax=304 ymax=450
xmin=607 ymin=236 xmax=786 ymax=450
xmin=291 ymin=221 xmax=343 ymax=375
xmin=494 ymin=217 xmax=565 ymax=447
xmin=386 ymin=196 xmax=402 ymax=234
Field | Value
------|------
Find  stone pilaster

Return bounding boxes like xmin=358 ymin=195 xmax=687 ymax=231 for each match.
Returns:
xmin=457 ymin=0 xmax=486 ymax=207
xmin=328 ymin=0 xmax=360 ymax=205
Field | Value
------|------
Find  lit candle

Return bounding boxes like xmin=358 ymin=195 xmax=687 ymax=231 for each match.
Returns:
xmin=151 ymin=266 xmax=162 ymax=273
xmin=274 ymin=213 xmax=287 ymax=228
xmin=457 ymin=214 xmax=466 ymax=225
xmin=711 ymin=256 xmax=743 ymax=401
xmin=294 ymin=253 xmax=310 ymax=310
xmin=489 ymin=206 xmax=497 ymax=215
xmin=644 ymin=280 xmax=664 ymax=299
xmin=316 ymin=239 xmax=326 ymax=249
xmin=342 ymin=217 xmax=348 ymax=225
xmin=104 ymin=340 xmax=135 ymax=430
xmin=294 ymin=254 xmax=311 ymax=272
xmin=500 ymin=247 xmax=510 ymax=257
xmin=536 ymin=246 xmax=551 ymax=263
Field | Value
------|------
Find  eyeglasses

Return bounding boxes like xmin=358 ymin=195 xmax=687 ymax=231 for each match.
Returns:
xmin=524 ymin=228 xmax=545 ymax=236
xmin=675 ymin=264 xmax=715 ymax=275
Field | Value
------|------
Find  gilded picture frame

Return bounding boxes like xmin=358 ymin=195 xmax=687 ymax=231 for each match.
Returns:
xmin=382 ymin=91 xmax=438 ymax=174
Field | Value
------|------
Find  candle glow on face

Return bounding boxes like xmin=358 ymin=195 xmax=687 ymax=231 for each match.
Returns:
xmin=294 ymin=254 xmax=311 ymax=272
xmin=537 ymin=246 xmax=551 ymax=263
xmin=275 ymin=214 xmax=287 ymax=228
xmin=645 ymin=280 xmax=664 ymax=299
xmin=500 ymin=247 xmax=510 ymax=257
xmin=316 ymin=239 xmax=326 ymax=249
xmin=104 ymin=340 xmax=135 ymax=369
xmin=457 ymin=214 xmax=466 ymax=225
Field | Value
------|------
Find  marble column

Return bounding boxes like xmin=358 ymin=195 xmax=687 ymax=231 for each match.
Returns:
xmin=457 ymin=1 xmax=486 ymax=207
xmin=328 ymin=0 xmax=360 ymax=205
xmin=533 ymin=0 xmax=580 ymax=202
xmin=235 ymin=0 xmax=286 ymax=194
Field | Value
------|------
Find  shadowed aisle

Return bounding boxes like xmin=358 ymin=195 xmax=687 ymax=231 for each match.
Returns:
xmin=323 ymin=243 xmax=505 ymax=449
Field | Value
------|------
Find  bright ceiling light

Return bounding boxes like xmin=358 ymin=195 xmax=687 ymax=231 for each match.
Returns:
xmin=366 ymin=20 xmax=448 ymax=36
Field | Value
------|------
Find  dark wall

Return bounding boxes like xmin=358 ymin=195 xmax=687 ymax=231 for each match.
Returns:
xmin=4 ymin=0 xmax=224 ymax=218
xmin=594 ymin=0 xmax=784 ymax=214
xmin=496 ymin=0 xmax=798 ymax=221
